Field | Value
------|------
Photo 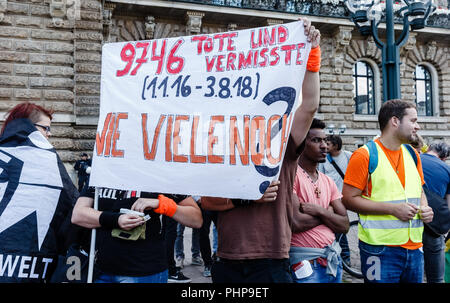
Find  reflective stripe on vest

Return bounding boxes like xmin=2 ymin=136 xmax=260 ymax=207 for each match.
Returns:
xmin=359 ymin=142 xmax=423 ymax=245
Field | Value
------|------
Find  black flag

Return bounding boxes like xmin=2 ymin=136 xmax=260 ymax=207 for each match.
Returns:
xmin=0 ymin=118 xmax=79 ymax=282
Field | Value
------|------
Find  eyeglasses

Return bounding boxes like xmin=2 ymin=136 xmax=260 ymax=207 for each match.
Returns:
xmin=34 ymin=124 xmax=51 ymax=134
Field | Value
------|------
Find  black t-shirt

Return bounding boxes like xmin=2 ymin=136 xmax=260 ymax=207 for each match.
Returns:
xmin=81 ymin=187 xmax=187 ymax=277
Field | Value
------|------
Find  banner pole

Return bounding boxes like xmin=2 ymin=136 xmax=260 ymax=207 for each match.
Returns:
xmin=87 ymin=187 xmax=99 ymax=283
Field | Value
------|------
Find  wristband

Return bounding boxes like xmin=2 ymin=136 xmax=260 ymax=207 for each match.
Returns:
xmin=306 ymin=46 xmax=321 ymax=72
xmin=231 ymin=199 xmax=253 ymax=207
xmin=99 ymin=211 xmax=121 ymax=229
xmin=155 ymin=194 xmax=178 ymax=217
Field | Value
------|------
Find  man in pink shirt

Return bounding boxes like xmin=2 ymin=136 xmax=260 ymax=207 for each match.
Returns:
xmin=289 ymin=119 xmax=349 ymax=283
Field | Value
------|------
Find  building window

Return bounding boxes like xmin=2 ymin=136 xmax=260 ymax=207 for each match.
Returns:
xmin=353 ymin=61 xmax=375 ymax=115
xmin=414 ymin=65 xmax=433 ymax=116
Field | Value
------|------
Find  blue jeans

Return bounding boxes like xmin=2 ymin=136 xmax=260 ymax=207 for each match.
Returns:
xmin=175 ymin=223 xmax=201 ymax=259
xmin=212 ymin=223 xmax=218 ymax=253
xmin=359 ymin=240 xmax=424 ymax=283
xmin=95 ymin=270 xmax=168 ymax=283
xmin=291 ymin=258 xmax=343 ymax=283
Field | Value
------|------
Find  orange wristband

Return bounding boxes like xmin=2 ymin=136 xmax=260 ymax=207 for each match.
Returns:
xmin=306 ymin=46 xmax=321 ymax=72
xmin=155 ymin=194 xmax=178 ymax=217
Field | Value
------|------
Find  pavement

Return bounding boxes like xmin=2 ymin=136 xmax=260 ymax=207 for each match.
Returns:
xmin=169 ymin=225 xmax=213 ymax=283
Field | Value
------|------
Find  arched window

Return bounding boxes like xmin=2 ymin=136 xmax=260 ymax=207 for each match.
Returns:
xmin=414 ymin=65 xmax=433 ymax=116
xmin=353 ymin=61 xmax=375 ymax=115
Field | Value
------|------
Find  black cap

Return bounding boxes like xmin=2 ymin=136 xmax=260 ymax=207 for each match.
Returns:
xmin=81 ymin=153 xmax=88 ymax=157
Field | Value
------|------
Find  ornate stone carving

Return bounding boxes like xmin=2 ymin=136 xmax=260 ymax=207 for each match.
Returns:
xmin=185 ymin=11 xmax=204 ymax=36
xmin=145 ymin=16 xmax=156 ymax=40
xmin=103 ymin=3 xmax=115 ymax=42
xmin=332 ymin=26 xmax=353 ymax=73
xmin=227 ymin=23 xmax=238 ymax=32
xmin=426 ymin=41 xmax=437 ymax=61
xmin=49 ymin=0 xmax=66 ymax=27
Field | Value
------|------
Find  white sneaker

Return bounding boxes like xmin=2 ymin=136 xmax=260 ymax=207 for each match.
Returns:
xmin=175 ymin=257 xmax=184 ymax=269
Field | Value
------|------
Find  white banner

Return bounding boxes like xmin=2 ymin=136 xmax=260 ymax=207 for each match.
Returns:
xmin=89 ymin=20 xmax=311 ymax=199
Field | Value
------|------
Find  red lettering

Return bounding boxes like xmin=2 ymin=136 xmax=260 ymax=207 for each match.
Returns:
xmin=270 ymin=47 xmax=280 ymax=66
xmin=116 ymin=43 xmax=135 ymax=77
xmin=227 ymin=32 xmax=238 ymax=51
xmin=281 ymin=44 xmax=296 ymax=65
xmin=264 ymin=27 xmax=276 ymax=46
xmin=151 ymin=39 xmax=167 ymax=74
xmin=205 ymin=56 xmax=215 ymax=72
xmin=226 ymin=52 xmax=236 ymax=71
xmin=204 ymin=37 xmax=213 ymax=53
xmin=250 ymin=30 xmax=261 ymax=49
xmin=238 ymin=50 xmax=253 ymax=70
xmin=216 ymin=55 xmax=225 ymax=72
xmin=167 ymin=39 xmax=184 ymax=74
xmin=259 ymin=48 xmax=268 ymax=67
xmin=130 ymin=42 xmax=149 ymax=76
xmin=278 ymin=25 xmax=288 ymax=44
xmin=191 ymin=35 xmax=208 ymax=55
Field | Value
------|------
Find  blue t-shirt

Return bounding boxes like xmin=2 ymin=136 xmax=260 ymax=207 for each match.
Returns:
xmin=420 ymin=153 xmax=450 ymax=198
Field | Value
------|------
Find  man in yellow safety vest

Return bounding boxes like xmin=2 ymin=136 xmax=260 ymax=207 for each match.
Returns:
xmin=342 ymin=99 xmax=433 ymax=283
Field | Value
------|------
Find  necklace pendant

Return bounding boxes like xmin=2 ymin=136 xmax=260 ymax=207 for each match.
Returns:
xmin=396 ymin=170 xmax=399 ymax=174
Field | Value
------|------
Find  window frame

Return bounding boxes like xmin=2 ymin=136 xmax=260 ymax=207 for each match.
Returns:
xmin=352 ymin=59 xmax=380 ymax=116
xmin=414 ymin=63 xmax=437 ymax=117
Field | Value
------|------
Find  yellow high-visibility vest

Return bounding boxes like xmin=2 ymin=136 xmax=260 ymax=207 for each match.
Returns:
xmin=359 ymin=142 xmax=423 ymax=245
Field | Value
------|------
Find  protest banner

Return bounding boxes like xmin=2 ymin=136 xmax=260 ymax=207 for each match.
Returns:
xmin=89 ymin=20 xmax=311 ymax=199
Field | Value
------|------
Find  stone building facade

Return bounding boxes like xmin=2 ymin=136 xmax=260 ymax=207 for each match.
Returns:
xmin=0 ymin=0 xmax=449 ymax=182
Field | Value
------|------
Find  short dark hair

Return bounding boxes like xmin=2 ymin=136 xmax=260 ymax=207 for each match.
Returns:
xmin=297 ymin=118 xmax=326 ymax=154
xmin=378 ymin=99 xmax=416 ymax=132
xmin=327 ymin=134 xmax=342 ymax=151
xmin=428 ymin=141 xmax=450 ymax=160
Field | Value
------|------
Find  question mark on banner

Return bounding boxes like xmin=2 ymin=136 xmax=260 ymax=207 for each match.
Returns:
xmin=255 ymin=86 xmax=296 ymax=194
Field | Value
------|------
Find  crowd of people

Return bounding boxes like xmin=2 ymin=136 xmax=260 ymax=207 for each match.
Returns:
xmin=1 ymin=17 xmax=449 ymax=284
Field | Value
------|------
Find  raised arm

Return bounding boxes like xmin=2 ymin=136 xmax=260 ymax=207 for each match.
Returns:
xmin=289 ymin=18 xmax=321 ymax=149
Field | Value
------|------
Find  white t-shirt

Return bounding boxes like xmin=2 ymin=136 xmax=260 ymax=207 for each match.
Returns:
xmin=318 ymin=150 xmax=352 ymax=192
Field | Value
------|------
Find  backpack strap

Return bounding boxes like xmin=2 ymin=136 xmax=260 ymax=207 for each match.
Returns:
xmin=366 ymin=140 xmax=418 ymax=175
xmin=403 ymin=144 xmax=418 ymax=167
xmin=366 ymin=140 xmax=378 ymax=175
xmin=326 ymin=153 xmax=333 ymax=163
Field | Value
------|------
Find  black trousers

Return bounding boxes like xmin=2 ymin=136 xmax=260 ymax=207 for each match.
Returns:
xmin=163 ymin=216 xmax=178 ymax=275
xmin=211 ymin=258 xmax=293 ymax=283
xmin=198 ymin=208 xmax=217 ymax=267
